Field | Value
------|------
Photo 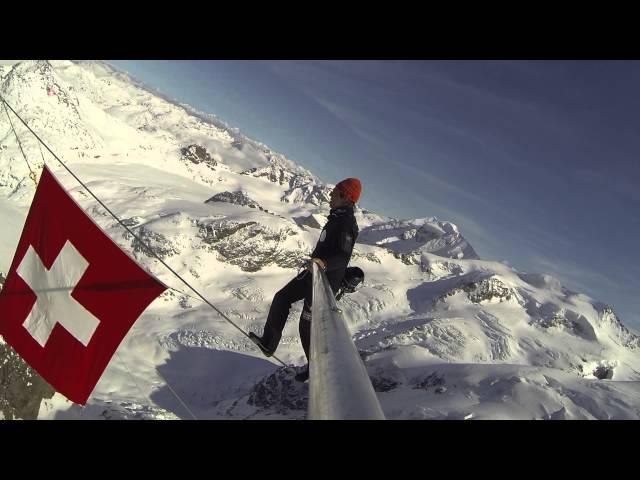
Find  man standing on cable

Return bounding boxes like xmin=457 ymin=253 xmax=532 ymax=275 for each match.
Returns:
xmin=249 ymin=178 xmax=362 ymax=382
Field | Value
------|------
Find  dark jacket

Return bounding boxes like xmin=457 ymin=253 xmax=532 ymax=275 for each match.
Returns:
xmin=311 ymin=205 xmax=359 ymax=291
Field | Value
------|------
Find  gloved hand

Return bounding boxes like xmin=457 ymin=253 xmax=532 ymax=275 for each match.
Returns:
xmin=305 ymin=257 xmax=327 ymax=271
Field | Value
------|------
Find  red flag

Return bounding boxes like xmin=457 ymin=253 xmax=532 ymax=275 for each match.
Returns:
xmin=0 ymin=165 xmax=166 ymax=404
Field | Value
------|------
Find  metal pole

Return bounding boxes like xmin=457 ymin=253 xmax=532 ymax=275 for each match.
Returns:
xmin=308 ymin=262 xmax=385 ymax=420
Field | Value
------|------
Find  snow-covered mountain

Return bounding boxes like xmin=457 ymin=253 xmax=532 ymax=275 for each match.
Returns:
xmin=1 ymin=60 xmax=638 ymax=420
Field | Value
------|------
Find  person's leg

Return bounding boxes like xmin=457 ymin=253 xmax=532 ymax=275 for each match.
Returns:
xmin=295 ymin=285 xmax=313 ymax=382
xmin=298 ymin=303 xmax=312 ymax=361
xmin=258 ymin=271 xmax=310 ymax=354
xmin=295 ymin=308 xmax=312 ymax=382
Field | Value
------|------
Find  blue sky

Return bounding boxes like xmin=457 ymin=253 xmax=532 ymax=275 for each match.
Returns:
xmin=109 ymin=60 xmax=640 ymax=329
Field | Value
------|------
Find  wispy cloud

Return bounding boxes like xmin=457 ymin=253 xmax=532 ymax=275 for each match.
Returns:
xmin=507 ymin=222 xmax=574 ymax=253
xmin=266 ymin=61 xmax=501 ymax=151
xmin=574 ymin=168 xmax=640 ymax=204
xmin=392 ymin=158 xmax=495 ymax=208
xmin=267 ymin=61 xmax=566 ymax=190
xmin=292 ymin=84 xmax=512 ymax=219
xmin=310 ymin=96 xmax=386 ymax=148
xmin=528 ymin=255 xmax=622 ymax=294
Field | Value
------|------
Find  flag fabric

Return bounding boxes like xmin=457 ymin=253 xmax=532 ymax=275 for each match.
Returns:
xmin=0 ymin=165 xmax=166 ymax=404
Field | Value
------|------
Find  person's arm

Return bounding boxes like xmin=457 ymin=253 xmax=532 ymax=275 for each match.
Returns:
xmin=321 ymin=222 xmax=356 ymax=273
xmin=306 ymin=257 xmax=327 ymax=271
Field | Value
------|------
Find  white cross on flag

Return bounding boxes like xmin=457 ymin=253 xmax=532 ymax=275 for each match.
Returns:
xmin=0 ymin=165 xmax=166 ymax=405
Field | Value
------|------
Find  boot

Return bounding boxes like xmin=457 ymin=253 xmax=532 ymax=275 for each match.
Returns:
xmin=294 ymin=364 xmax=309 ymax=382
xmin=249 ymin=332 xmax=275 ymax=357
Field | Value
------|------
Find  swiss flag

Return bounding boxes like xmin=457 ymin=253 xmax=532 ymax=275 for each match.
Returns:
xmin=0 ymin=165 xmax=167 ymax=405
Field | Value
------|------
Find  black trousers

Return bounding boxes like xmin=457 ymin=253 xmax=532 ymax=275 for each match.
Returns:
xmin=261 ymin=269 xmax=337 ymax=362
